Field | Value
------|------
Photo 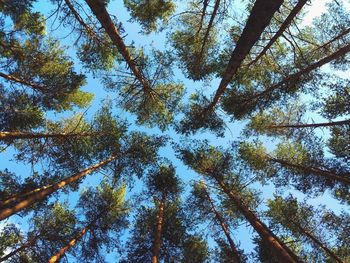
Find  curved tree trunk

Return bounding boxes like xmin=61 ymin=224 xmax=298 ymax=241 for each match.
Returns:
xmin=213 ymin=177 xmax=302 ymax=263
xmin=206 ymin=0 xmax=283 ymax=112
xmin=0 ymin=236 xmax=37 ymax=262
xmin=151 ymin=194 xmax=166 ymax=263
xmin=271 ymin=158 xmax=350 ymax=186
xmin=248 ymin=0 xmax=308 ymax=66
xmin=0 ymin=131 xmax=99 ymax=141
xmin=203 ymin=188 xmax=242 ymax=263
xmin=0 ymin=156 xmax=117 ymax=221
xmin=85 ymin=0 xmax=151 ymax=92
xmin=48 ymin=225 xmax=90 ymax=263
xmin=267 ymin=119 xmax=350 ymax=129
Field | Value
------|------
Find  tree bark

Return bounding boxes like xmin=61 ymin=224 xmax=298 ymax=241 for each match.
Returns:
xmin=314 ymin=28 xmax=350 ymax=52
xmin=206 ymin=0 xmax=283 ymax=112
xmin=241 ymin=43 xmax=350 ymax=105
xmin=203 ymin=188 xmax=242 ymax=263
xmin=48 ymin=225 xmax=89 ymax=263
xmin=247 ymin=0 xmax=308 ymax=66
xmin=151 ymin=194 xmax=166 ymax=263
xmin=292 ymin=222 xmax=344 ymax=263
xmin=0 ymin=236 xmax=37 ymax=262
xmin=0 ymin=131 xmax=99 ymax=141
xmin=0 ymin=72 xmax=48 ymax=92
xmin=213 ymin=177 xmax=302 ymax=263
xmin=0 ymin=156 xmax=117 ymax=221
xmin=267 ymin=119 xmax=350 ymax=129
xmin=85 ymin=0 xmax=151 ymax=92
xmin=270 ymin=158 xmax=350 ymax=186
xmin=197 ymin=0 xmax=220 ymax=63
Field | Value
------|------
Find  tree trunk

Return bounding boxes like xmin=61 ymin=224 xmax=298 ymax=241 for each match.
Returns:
xmin=85 ymin=0 xmax=151 ymax=92
xmin=0 ymin=131 xmax=99 ymax=141
xmin=48 ymin=225 xmax=89 ymax=263
xmin=293 ymin=222 xmax=344 ymax=263
xmin=203 ymin=188 xmax=242 ymax=263
xmin=0 ymin=236 xmax=37 ymax=262
xmin=314 ymin=28 xmax=350 ymax=52
xmin=267 ymin=119 xmax=350 ymax=129
xmin=271 ymin=158 xmax=350 ymax=186
xmin=0 ymin=156 xmax=117 ymax=221
xmin=151 ymin=194 xmax=166 ymax=263
xmin=242 ymin=43 xmax=350 ymax=104
xmin=206 ymin=0 xmax=283 ymax=112
xmin=213 ymin=177 xmax=302 ymax=263
xmin=197 ymin=0 xmax=220 ymax=63
xmin=248 ymin=0 xmax=308 ymax=66
xmin=0 ymin=72 xmax=48 ymax=92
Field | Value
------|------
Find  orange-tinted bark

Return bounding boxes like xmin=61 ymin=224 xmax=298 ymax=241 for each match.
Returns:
xmin=151 ymin=194 xmax=166 ymax=263
xmin=0 ymin=156 xmax=117 ymax=220
xmin=214 ymin=178 xmax=302 ymax=263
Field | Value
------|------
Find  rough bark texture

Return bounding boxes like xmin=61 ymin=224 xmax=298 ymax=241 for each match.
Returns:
xmin=85 ymin=0 xmax=151 ymax=92
xmin=48 ymin=226 xmax=89 ymax=263
xmin=0 ymin=156 xmax=117 ymax=220
xmin=271 ymin=158 xmax=350 ymax=186
xmin=0 ymin=236 xmax=37 ymax=262
xmin=203 ymin=188 xmax=242 ymax=263
xmin=0 ymin=131 xmax=99 ymax=141
xmin=267 ymin=119 xmax=350 ymax=129
xmin=206 ymin=0 xmax=284 ymax=112
xmin=248 ymin=0 xmax=309 ymax=66
xmin=151 ymin=194 xmax=166 ymax=263
xmin=214 ymin=177 xmax=302 ymax=263
xmin=242 ymin=43 xmax=350 ymax=104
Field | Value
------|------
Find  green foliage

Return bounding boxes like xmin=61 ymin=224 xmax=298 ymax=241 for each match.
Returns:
xmin=124 ymin=0 xmax=175 ymax=33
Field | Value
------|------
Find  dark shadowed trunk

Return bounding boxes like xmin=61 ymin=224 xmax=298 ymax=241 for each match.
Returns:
xmin=267 ymin=119 xmax=350 ymax=129
xmin=0 ymin=131 xmax=99 ymax=141
xmin=0 ymin=72 xmax=48 ymax=92
xmin=206 ymin=0 xmax=284 ymax=112
xmin=203 ymin=187 xmax=242 ymax=263
xmin=0 ymin=235 xmax=37 ymax=262
xmin=85 ymin=0 xmax=151 ymax=92
xmin=248 ymin=0 xmax=308 ymax=66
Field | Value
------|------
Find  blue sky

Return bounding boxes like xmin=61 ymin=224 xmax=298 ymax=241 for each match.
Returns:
xmin=1 ymin=0 xmax=349 ymax=262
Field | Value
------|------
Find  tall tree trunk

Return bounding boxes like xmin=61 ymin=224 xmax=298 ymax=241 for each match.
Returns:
xmin=292 ymin=222 xmax=344 ymax=263
xmin=248 ymin=0 xmax=308 ymax=66
xmin=85 ymin=0 xmax=151 ymax=92
xmin=197 ymin=0 xmax=220 ymax=63
xmin=241 ymin=43 xmax=350 ymax=105
xmin=0 ymin=72 xmax=48 ymax=92
xmin=48 ymin=225 xmax=90 ymax=263
xmin=0 ymin=156 xmax=117 ymax=221
xmin=0 ymin=131 xmax=99 ymax=141
xmin=271 ymin=158 xmax=350 ymax=186
xmin=314 ymin=28 xmax=350 ymax=52
xmin=213 ymin=177 xmax=302 ymax=263
xmin=151 ymin=194 xmax=166 ymax=263
xmin=0 ymin=236 xmax=37 ymax=262
xmin=206 ymin=0 xmax=283 ymax=112
xmin=203 ymin=188 xmax=242 ymax=263
xmin=196 ymin=0 xmax=210 ymax=35
xmin=267 ymin=119 xmax=350 ymax=129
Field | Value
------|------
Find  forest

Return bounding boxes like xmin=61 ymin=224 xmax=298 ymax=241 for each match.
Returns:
xmin=0 ymin=0 xmax=349 ymax=262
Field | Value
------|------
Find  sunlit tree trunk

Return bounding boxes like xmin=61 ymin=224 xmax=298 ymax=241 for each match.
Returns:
xmin=213 ymin=177 xmax=302 ymax=263
xmin=0 ymin=156 xmax=117 ymax=220
xmin=151 ymin=193 xmax=166 ymax=263
xmin=0 ymin=72 xmax=47 ymax=92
